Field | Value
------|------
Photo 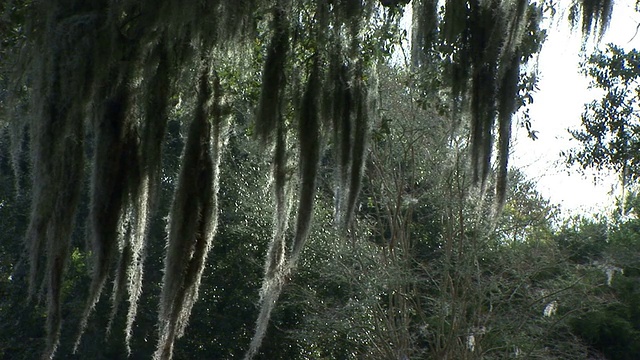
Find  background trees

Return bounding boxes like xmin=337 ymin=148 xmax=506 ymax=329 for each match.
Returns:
xmin=569 ymin=45 xmax=640 ymax=183
xmin=0 ymin=0 xmax=636 ymax=359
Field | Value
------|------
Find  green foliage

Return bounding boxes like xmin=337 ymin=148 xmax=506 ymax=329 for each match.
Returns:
xmin=496 ymin=169 xmax=559 ymax=243
xmin=571 ymin=310 xmax=640 ymax=360
xmin=549 ymin=197 xmax=640 ymax=360
xmin=568 ymin=261 xmax=640 ymax=360
xmin=555 ymin=216 xmax=609 ymax=263
xmin=569 ymin=45 xmax=640 ymax=180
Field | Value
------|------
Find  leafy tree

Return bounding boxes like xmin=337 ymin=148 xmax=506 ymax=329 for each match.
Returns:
xmin=569 ymin=44 xmax=640 ymax=183
xmin=496 ymin=169 xmax=559 ymax=244
xmin=555 ymin=215 xmax=610 ymax=264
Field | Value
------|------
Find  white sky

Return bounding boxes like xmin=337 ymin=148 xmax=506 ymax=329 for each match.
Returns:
xmin=511 ymin=1 xmax=640 ymax=217
xmin=398 ymin=2 xmax=640 ymax=217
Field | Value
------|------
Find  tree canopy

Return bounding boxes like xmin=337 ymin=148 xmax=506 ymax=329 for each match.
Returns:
xmin=0 ymin=0 xmax=617 ymax=359
xmin=569 ymin=44 xmax=640 ymax=183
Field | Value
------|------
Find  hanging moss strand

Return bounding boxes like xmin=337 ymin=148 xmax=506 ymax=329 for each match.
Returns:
xmin=75 ymin=82 xmax=140 ymax=351
xmin=290 ymin=60 xmax=321 ymax=262
xmin=575 ymin=0 xmax=613 ymax=38
xmin=38 ymin=101 xmax=85 ymax=360
xmin=266 ymin=118 xmax=289 ymax=280
xmin=23 ymin=2 xmax=103 ymax=358
xmin=246 ymin=115 xmax=290 ymax=360
xmin=155 ymin=67 xmax=225 ymax=360
xmin=411 ymin=0 xmax=439 ymax=67
xmin=344 ymin=74 xmax=369 ymax=233
xmin=255 ymin=4 xmax=289 ymax=142
xmin=142 ymin=38 xmax=172 ymax=211
xmin=495 ymin=54 xmax=520 ymax=212
xmin=106 ymin=226 xmax=134 ymax=335
xmin=334 ymin=64 xmax=352 ymax=225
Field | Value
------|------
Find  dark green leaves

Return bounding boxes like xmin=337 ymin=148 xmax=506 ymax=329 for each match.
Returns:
xmin=569 ymin=45 xmax=640 ymax=181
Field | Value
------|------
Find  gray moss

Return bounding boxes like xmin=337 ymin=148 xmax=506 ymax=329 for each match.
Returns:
xmin=155 ymin=67 xmax=227 ymax=360
xmin=254 ymin=3 xmax=290 ymax=143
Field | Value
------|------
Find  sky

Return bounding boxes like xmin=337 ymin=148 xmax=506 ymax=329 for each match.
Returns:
xmin=397 ymin=2 xmax=640 ymax=217
xmin=511 ymin=1 xmax=640 ymax=217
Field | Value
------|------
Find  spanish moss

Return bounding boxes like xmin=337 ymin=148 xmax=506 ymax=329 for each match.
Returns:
xmin=571 ymin=0 xmax=614 ymax=38
xmin=245 ymin=118 xmax=291 ymax=360
xmin=495 ymin=55 xmax=520 ymax=214
xmin=411 ymin=0 xmax=439 ymax=67
xmin=334 ymin=63 xmax=352 ymax=227
xmin=155 ymin=66 xmax=226 ymax=360
xmin=343 ymin=70 xmax=370 ymax=233
xmin=24 ymin=2 xmax=97 ymax=357
xmin=254 ymin=3 xmax=290 ymax=142
xmin=290 ymin=60 xmax=321 ymax=262
xmin=76 ymin=80 xmax=140 ymax=352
